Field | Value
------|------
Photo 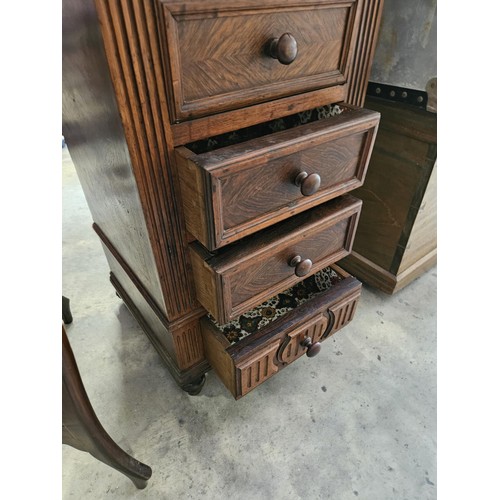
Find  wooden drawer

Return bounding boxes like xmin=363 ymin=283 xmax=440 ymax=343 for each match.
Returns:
xmin=201 ymin=265 xmax=361 ymax=399
xmin=176 ymin=104 xmax=379 ymax=251
xmin=158 ymin=0 xmax=362 ymax=121
xmin=190 ymin=195 xmax=361 ymax=324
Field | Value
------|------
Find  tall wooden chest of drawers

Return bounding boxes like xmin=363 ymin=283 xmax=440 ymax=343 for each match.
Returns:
xmin=62 ymin=0 xmax=383 ymax=399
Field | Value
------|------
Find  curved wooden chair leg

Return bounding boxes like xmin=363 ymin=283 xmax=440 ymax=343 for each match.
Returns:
xmin=62 ymin=326 xmax=152 ymax=489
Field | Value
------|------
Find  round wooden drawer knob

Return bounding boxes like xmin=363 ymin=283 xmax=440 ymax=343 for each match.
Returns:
xmin=294 ymin=171 xmax=321 ymax=196
xmin=289 ymin=255 xmax=312 ymax=277
xmin=268 ymin=33 xmax=298 ymax=65
xmin=301 ymin=337 xmax=321 ymax=357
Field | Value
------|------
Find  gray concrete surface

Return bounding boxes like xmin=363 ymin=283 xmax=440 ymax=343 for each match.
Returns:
xmin=62 ymin=146 xmax=437 ymax=499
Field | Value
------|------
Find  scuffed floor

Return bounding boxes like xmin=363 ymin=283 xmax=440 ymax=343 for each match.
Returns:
xmin=62 ymin=146 xmax=436 ymax=500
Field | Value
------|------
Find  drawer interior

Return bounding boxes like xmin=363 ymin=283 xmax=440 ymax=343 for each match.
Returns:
xmin=187 ymin=103 xmax=351 ymax=154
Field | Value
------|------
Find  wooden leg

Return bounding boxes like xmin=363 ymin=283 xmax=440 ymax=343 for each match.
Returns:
xmin=62 ymin=296 xmax=73 ymax=324
xmin=62 ymin=326 xmax=152 ymax=489
xmin=182 ymin=373 xmax=207 ymax=396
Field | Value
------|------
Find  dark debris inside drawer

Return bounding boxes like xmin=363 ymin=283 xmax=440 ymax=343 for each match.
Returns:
xmin=209 ymin=267 xmax=345 ymax=345
xmin=188 ymin=103 xmax=350 ymax=154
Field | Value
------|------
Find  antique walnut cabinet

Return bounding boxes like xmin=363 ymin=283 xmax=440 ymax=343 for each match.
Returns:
xmin=62 ymin=0 xmax=383 ymax=399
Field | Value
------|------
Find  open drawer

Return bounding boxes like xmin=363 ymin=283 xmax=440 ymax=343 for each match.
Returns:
xmin=190 ymin=195 xmax=361 ymax=324
xmin=201 ymin=265 xmax=361 ymax=399
xmin=176 ymin=104 xmax=379 ymax=251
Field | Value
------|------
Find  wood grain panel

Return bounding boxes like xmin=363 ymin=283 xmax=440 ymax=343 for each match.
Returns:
xmin=190 ymin=196 xmax=362 ymax=323
xmin=175 ymin=147 xmax=211 ymax=247
xmin=340 ymin=97 xmax=436 ymax=293
xmin=189 ymin=247 xmax=221 ymax=319
xmin=62 ymin=0 xmax=165 ymax=313
xmin=200 ymin=319 xmax=237 ymax=396
xmin=227 ymin=218 xmax=350 ymax=307
xmin=220 ymin=132 xmax=366 ymax=230
xmin=176 ymin=106 xmax=379 ymax=250
xmin=159 ymin=0 xmax=360 ymax=120
xmin=398 ymin=163 xmax=437 ymax=273
xmin=347 ymin=99 xmax=434 ymax=270
xmin=349 ymin=142 xmax=424 ymax=269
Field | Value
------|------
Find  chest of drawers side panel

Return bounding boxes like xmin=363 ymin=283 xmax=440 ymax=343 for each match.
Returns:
xmin=62 ymin=0 xmax=165 ymax=312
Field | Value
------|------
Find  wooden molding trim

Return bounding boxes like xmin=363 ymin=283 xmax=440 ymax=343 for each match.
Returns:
xmin=94 ymin=0 xmax=199 ymax=321
xmin=340 ymin=251 xmax=397 ymax=294
xmin=340 ymin=249 xmax=436 ymax=294
xmin=171 ymin=85 xmax=348 ymax=145
xmin=346 ymin=0 xmax=384 ymax=107
xmin=392 ymin=249 xmax=437 ymax=294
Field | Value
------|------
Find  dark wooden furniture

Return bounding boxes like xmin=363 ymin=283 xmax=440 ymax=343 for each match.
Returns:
xmin=202 ymin=265 xmax=362 ymax=398
xmin=62 ymin=0 xmax=383 ymax=399
xmin=62 ymin=296 xmax=73 ymax=325
xmin=190 ymin=196 xmax=362 ymax=324
xmin=340 ymin=96 xmax=437 ymax=293
xmin=63 ymin=326 xmax=152 ymax=488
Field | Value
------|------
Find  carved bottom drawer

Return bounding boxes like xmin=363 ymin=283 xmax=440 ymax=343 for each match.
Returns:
xmin=200 ymin=265 xmax=361 ymax=399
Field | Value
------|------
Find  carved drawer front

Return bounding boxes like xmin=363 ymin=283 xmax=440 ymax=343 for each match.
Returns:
xmin=176 ymin=104 xmax=379 ymax=251
xmin=158 ymin=0 xmax=362 ymax=121
xmin=200 ymin=265 xmax=362 ymax=399
xmin=190 ymin=195 xmax=361 ymax=324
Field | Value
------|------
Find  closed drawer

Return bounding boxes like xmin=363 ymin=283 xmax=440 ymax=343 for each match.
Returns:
xmin=190 ymin=195 xmax=361 ymax=324
xmin=201 ymin=265 xmax=361 ymax=399
xmin=176 ymin=104 xmax=379 ymax=251
xmin=158 ymin=0 xmax=361 ymax=121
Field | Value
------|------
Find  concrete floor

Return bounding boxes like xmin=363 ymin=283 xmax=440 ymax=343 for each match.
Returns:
xmin=62 ymin=145 xmax=437 ymax=499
